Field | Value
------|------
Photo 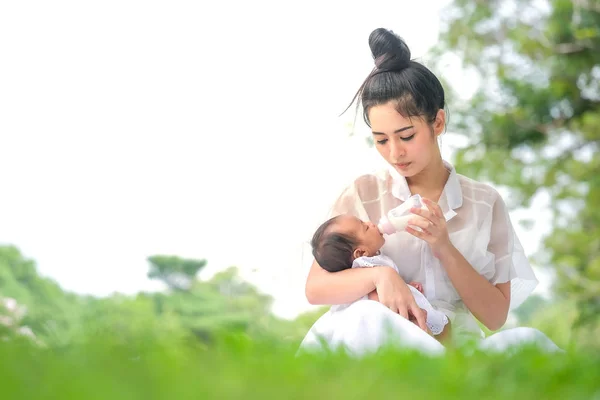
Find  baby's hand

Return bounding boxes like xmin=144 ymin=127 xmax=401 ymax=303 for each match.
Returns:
xmin=367 ymin=290 xmax=380 ymax=302
xmin=409 ymin=281 xmax=423 ymax=293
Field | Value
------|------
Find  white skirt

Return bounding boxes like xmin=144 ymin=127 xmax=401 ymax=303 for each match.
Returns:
xmin=298 ymin=300 xmax=563 ymax=356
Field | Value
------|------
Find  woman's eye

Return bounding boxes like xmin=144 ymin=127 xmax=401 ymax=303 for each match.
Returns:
xmin=401 ymin=134 xmax=415 ymax=142
xmin=376 ymin=139 xmax=388 ymax=145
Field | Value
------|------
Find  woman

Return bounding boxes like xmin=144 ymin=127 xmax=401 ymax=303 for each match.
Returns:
xmin=299 ymin=28 xmax=561 ymax=356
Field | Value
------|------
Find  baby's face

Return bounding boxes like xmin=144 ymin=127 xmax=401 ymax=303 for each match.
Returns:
xmin=334 ymin=215 xmax=385 ymax=256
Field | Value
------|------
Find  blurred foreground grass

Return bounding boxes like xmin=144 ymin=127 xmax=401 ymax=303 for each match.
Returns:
xmin=1 ymin=332 xmax=599 ymax=400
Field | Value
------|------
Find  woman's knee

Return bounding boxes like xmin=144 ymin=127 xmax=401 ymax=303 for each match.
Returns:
xmin=334 ymin=300 xmax=445 ymax=355
xmin=507 ymin=327 xmax=551 ymax=342
xmin=345 ymin=299 xmax=391 ymax=317
xmin=481 ymin=326 xmax=563 ymax=353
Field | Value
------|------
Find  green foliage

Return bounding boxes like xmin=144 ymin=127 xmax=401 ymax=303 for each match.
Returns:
xmin=0 ymin=331 xmax=598 ymax=400
xmin=512 ymin=294 xmax=550 ymax=325
xmin=514 ymin=296 xmax=600 ymax=351
xmin=0 ymin=245 xmax=324 ymax=349
xmin=152 ymin=265 xmax=274 ymax=341
xmin=147 ymin=255 xmax=207 ymax=291
xmin=0 ymin=246 xmax=84 ymax=346
xmin=2 ymin=243 xmax=596 ymax=398
xmin=76 ymin=294 xmax=189 ymax=349
xmin=0 ymin=297 xmax=37 ymax=343
xmin=435 ymin=0 xmax=600 ymax=330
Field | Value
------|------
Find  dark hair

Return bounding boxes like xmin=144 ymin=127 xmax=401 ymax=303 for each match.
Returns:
xmin=311 ymin=216 xmax=357 ymax=273
xmin=345 ymin=28 xmax=446 ymax=128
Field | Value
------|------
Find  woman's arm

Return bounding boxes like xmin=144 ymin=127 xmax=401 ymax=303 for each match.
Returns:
xmin=407 ymin=198 xmax=511 ymax=331
xmin=305 ymin=259 xmax=379 ymax=305
xmin=436 ymin=245 xmax=510 ymax=331
xmin=305 ymin=259 xmax=428 ymax=331
xmin=306 ymin=180 xmax=426 ymax=330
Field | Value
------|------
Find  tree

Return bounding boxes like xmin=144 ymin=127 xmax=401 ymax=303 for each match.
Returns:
xmin=146 ymin=255 xmax=279 ymax=341
xmin=151 ymin=265 xmax=276 ymax=341
xmin=0 ymin=245 xmax=83 ymax=346
xmin=433 ymin=0 xmax=600 ymax=330
xmin=147 ymin=255 xmax=207 ymax=291
xmin=77 ymin=294 xmax=188 ymax=348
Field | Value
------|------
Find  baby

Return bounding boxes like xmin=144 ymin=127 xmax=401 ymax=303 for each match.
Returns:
xmin=311 ymin=214 xmax=449 ymax=338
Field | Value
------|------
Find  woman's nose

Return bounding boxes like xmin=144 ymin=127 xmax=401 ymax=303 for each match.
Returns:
xmin=389 ymin=139 xmax=405 ymax=161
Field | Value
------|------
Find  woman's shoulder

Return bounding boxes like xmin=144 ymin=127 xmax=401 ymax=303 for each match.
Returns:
xmin=455 ymin=172 xmax=503 ymax=207
xmin=344 ymin=169 xmax=392 ymax=201
xmin=326 ymin=169 xmax=391 ymax=218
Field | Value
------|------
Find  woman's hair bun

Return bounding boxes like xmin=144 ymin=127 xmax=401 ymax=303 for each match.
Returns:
xmin=369 ymin=28 xmax=411 ymax=71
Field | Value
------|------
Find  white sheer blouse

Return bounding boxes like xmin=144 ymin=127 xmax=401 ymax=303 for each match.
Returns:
xmin=325 ymin=160 xmax=539 ymax=337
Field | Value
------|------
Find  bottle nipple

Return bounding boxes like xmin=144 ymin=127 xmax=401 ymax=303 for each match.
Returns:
xmin=377 ymin=216 xmax=396 ymax=235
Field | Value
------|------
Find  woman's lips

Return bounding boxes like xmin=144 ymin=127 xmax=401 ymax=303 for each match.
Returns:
xmin=395 ymin=162 xmax=411 ymax=169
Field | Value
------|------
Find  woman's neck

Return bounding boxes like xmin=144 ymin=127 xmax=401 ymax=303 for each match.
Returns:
xmin=406 ymin=157 xmax=449 ymax=200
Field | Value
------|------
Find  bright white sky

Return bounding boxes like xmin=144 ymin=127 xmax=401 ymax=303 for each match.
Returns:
xmin=0 ymin=0 xmax=554 ymax=319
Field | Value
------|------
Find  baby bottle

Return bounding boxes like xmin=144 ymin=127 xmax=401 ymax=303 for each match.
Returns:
xmin=377 ymin=194 xmax=428 ymax=235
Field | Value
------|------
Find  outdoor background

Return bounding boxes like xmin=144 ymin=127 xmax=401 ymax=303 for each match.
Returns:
xmin=1 ymin=1 xmax=599 ymax=389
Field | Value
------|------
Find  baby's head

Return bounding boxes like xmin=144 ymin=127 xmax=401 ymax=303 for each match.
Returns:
xmin=311 ymin=214 xmax=385 ymax=272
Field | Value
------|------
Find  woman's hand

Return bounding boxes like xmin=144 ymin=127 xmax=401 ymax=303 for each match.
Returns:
xmin=406 ymin=197 xmax=453 ymax=258
xmin=373 ymin=267 xmax=428 ymax=332
xmin=409 ymin=309 xmax=432 ymax=335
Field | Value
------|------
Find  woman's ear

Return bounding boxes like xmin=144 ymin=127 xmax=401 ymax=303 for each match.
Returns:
xmin=433 ymin=109 xmax=446 ymax=136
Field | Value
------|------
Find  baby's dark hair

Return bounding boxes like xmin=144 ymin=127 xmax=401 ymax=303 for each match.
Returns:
xmin=311 ymin=216 xmax=358 ymax=273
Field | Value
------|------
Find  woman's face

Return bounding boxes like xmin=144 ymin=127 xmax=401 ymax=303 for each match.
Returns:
xmin=368 ymin=102 xmax=445 ymax=177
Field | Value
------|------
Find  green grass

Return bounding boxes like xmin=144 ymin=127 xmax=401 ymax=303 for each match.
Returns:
xmin=1 ymin=333 xmax=598 ymax=400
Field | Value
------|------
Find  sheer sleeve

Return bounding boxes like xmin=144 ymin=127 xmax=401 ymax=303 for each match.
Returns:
xmin=326 ymin=182 xmax=370 ymax=222
xmin=484 ymin=192 xmax=539 ymax=310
